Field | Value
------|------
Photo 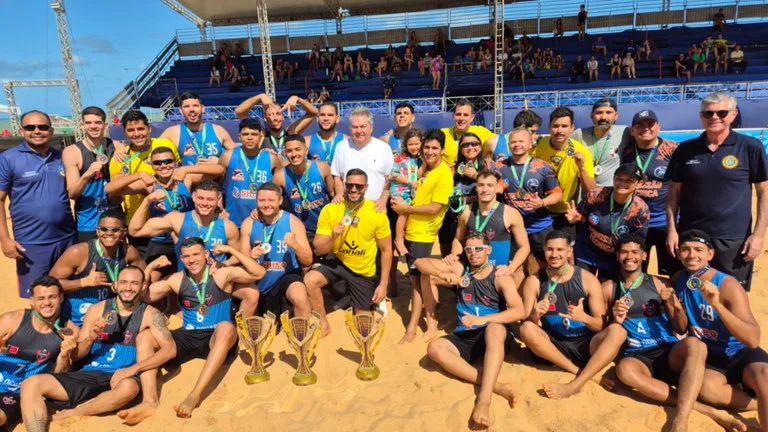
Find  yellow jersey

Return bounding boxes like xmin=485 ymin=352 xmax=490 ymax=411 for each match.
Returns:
xmin=108 ymin=138 xmax=180 ymax=223
xmin=405 ymin=161 xmax=453 ymax=243
xmin=440 ymin=125 xmax=495 ymax=166
xmin=530 ymin=137 xmax=594 ymax=214
xmin=316 ymin=199 xmax=391 ymax=277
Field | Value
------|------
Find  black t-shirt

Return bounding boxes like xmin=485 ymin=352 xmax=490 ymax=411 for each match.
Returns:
xmin=578 ymin=11 xmax=587 ymax=24
xmin=573 ymin=60 xmax=586 ymax=73
xmin=665 ymin=130 xmax=768 ymax=239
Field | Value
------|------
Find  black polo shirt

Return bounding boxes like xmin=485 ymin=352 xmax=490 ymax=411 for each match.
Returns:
xmin=665 ymin=130 xmax=768 ymax=239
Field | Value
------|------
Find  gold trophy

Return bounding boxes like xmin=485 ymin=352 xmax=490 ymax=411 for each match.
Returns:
xmin=344 ymin=308 xmax=386 ymax=381
xmin=281 ymin=311 xmax=322 ymax=386
xmin=235 ymin=311 xmax=277 ymax=385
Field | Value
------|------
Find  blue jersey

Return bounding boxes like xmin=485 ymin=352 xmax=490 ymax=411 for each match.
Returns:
xmin=178 ymin=270 xmax=232 ymax=330
xmin=179 ymin=123 xmax=224 ymax=166
xmin=676 ymin=269 xmax=745 ymax=357
xmin=149 ymin=181 xmax=193 ymax=243
xmin=611 ymin=275 xmax=679 ymax=354
xmin=386 ymin=134 xmax=402 ymax=155
xmin=499 ymin=157 xmax=561 ymax=234
xmin=82 ymin=299 xmax=147 ymax=373
xmin=0 ymin=310 xmax=62 ymax=393
xmin=62 ymin=240 xmax=126 ymax=326
xmin=0 ymin=142 xmax=75 ymax=244
xmin=176 ymin=212 xmax=229 ymax=270
xmin=224 ymin=147 xmax=272 ymax=226
xmin=262 ymin=130 xmax=288 ymax=162
xmin=493 ymin=133 xmax=512 ymax=163
xmin=455 ymin=269 xmax=502 ymax=332
xmin=621 ymin=138 xmax=679 ymax=228
xmin=538 ymin=268 xmax=592 ymax=338
xmin=466 ymin=203 xmax=512 ymax=267
xmin=73 ymin=140 xmax=115 ymax=232
xmin=308 ymin=133 xmax=344 ymax=163
xmin=283 ymin=161 xmax=329 ymax=234
xmin=249 ymin=211 xmax=299 ymax=293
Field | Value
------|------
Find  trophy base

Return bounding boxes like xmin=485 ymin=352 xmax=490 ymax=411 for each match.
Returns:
xmin=292 ymin=372 xmax=318 ymax=386
xmin=355 ymin=366 xmax=380 ymax=381
xmin=244 ymin=370 xmax=270 ymax=385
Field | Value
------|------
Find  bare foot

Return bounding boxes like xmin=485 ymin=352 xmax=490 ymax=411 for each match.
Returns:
xmin=495 ymin=383 xmax=518 ymax=408
xmin=117 ymin=402 xmax=158 ymax=425
xmin=708 ymin=410 xmax=747 ymax=432
xmin=174 ymin=393 xmax=201 ymax=418
xmin=542 ymin=381 xmax=582 ymax=400
xmin=599 ymin=375 xmax=616 ymax=391
xmin=470 ymin=399 xmax=492 ymax=428
xmin=398 ymin=330 xmax=417 ymax=344
xmin=394 ymin=238 xmax=409 ymax=256
xmin=423 ymin=327 xmax=439 ymax=342
xmin=52 ymin=409 xmax=79 ymax=421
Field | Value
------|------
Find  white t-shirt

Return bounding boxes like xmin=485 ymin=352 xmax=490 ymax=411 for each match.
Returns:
xmin=330 ymin=136 xmax=394 ymax=200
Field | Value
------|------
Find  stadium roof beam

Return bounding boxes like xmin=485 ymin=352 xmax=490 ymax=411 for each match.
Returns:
xmin=2 ymin=79 xmax=70 ymax=137
xmin=160 ymin=0 xmax=209 ymax=41
xmin=255 ymin=0 xmax=276 ymax=101
xmin=492 ymin=0 xmax=504 ymax=134
xmin=51 ymin=0 xmax=85 ymax=142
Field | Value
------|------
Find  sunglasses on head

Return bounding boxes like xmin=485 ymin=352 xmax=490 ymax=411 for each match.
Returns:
xmin=701 ymin=110 xmax=730 ymax=119
xmin=464 ymin=245 xmax=488 ymax=253
xmin=22 ymin=124 xmax=51 ymax=132
xmin=98 ymin=227 xmax=123 ymax=233
xmin=345 ymin=183 xmax=366 ymax=191
xmin=152 ymin=158 xmax=176 ymax=166
xmin=460 ymin=141 xmax=481 ymax=149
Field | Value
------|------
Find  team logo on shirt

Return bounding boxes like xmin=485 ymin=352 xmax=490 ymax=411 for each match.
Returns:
xmin=550 ymin=156 xmax=563 ymax=165
xmin=485 ymin=229 xmax=496 ymax=241
xmin=36 ymin=349 xmax=51 ymax=363
xmin=464 ymin=293 xmax=472 ymax=301
xmin=7 ymin=345 xmax=19 ymax=355
xmin=183 ymin=144 xmax=196 ymax=156
xmin=526 ymin=179 xmax=540 ymax=189
xmin=231 ymin=169 xmax=245 ymax=182
xmin=588 ymin=214 xmax=600 ymax=225
xmin=615 ymin=225 xmax=629 ymax=236
xmin=722 ymin=155 xmax=739 ymax=169
xmin=653 ymin=166 xmax=667 ymax=178
xmin=123 ymin=331 xmax=134 ymax=345
xmin=2 ymin=395 xmax=16 ymax=405
xmin=58 ymin=166 xmax=65 ymax=176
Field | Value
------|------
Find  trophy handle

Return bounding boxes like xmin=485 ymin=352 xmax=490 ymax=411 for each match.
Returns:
xmin=235 ymin=311 xmax=253 ymax=351
xmin=367 ymin=311 xmax=386 ymax=360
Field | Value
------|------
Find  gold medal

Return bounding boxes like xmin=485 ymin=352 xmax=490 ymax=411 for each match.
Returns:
xmin=105 ymin=311 xmax=118 ymax=325
xmin=622 ymin=294 xmax=635 ymax=308
xmin=343 ymin=215 xmax=353 ymax=226
xmin=198 ymin=304 xmax=209 ymax=316
xmin=97 ymin=154 xmax=109 ymax=164
xmin=686 ymin=277 xmax=702 ymax=290
xmin=58 ymin=328 xmax=74 ymax=338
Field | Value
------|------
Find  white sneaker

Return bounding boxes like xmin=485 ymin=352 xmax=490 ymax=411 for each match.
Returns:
xmin=377 ymin=300 xmax=389 ymax=318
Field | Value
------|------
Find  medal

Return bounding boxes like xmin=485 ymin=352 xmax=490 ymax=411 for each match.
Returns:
xmin=185 ymin=123 xmax=207 ymax=158
xmin=566 ymin=146 xmax=575 ymax=157
xmin=509 ymin=156 xmax=531 ymax=198
xmin=95 ymin=241 xmax=121 ymax=283
xmin=473 ymin=202 xmax=499 ymax=235
xmin=301 ymin=199 xmax=311 ymax=210
xmin=32 ymin=310 xmax=69 ymax=339
xmin=261 ymin=243 xmax=272 ymax=253
xmin=58 ymin=328 xmax=74 ymax=338
xmin=457 ymin=162 xmax=466 ymax=175
xmin=289 ymin=161 xmax=312 ymax=210
xmin=121 ymin=165 xmax=130 ymax=175
xmin=619 ymin=273 xmax=644 ymax=308
xmin=460 ymin=274 xmax=471 ymax=288
xmin=352 ymin=217 xmax=360 ymax=225
xmin=609 ymin=192 xmax=633 ymax=237
xmin=198 ymin=304 xmax=209 ymax=316
xmin=546 ymin=264 xmax=569 ymax=307
xmin=120 ymin=148 xmax=145 ymax=176
xmin=97 ymin=153 xmax=109 ymax=164
xmin=622 ymin=295 xmax=635 ymax=308
xmin=635 ymin=145 xmax=658 ymax=179
xmin=250 ymin=183 xmax=258 ymax=193
xmin=687 ymin=277 xmax=702 ymax=290
xmin=106 ymin=311 xmax=118 ymax=325
xmin=589 ymin=129 xmax=612 ymax=170
xmin=547 ymin=292 xmax=557 ymax=304
xmin=516 ymin=189 xmax=524 ymax=199
xmin=594 ymin=165 xmax=603 ymax=175
xmin=343 ymin=215 xmax=353 ymax=226
xmin=239 ymin=147 xmax=265 ymax=189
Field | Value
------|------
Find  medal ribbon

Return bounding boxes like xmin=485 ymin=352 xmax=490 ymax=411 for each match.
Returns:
xmin=609 ymin=192 xmax=633 ymax=236
xmin=688 ymin=265 xmax=711 ymax=284
xmin=290 ymin=162 xmax=311 ymax=201
xmin=590 ymin=130 xmax=612 ymax=165
xmin=318 ymin=133 xmax=338 ymax=162
xmin=509 ymin=156 xmax=531 ymax=193
xmin=188 ymin=266 xmax=210 ymax=307
xmin=160 ymin=182 xmax=179 ymax=210
xmin=270 ymin=133 xmax=285 ymax=155
xmin=32 ymin=310 xmax=63 ymax=332
xmin=620 ymin=273 xmax=645 ymax=296
xmin=94 ymin=240 xmax=121 ymax=283
xmin=193 ymin=214 xmax=217 ymax=243
xmin=185 ymin=124 xmax=207 ymax=157
xmin=121 ymin=149 xmax=144 ymax=173
xmin=262 ymin=211 xmax=282 ymax=247
xmin=634 ymin=145 xmax=658 ymax=176
xmin=474 ymin=201 xmax=500 ymax=233
xmin=463 ymin=262 xmax=491 ymax=281
xmin=238 ymin=147 xmax=261 ymax=186
xmin=547 ymin=264 xmax=570 ymax=294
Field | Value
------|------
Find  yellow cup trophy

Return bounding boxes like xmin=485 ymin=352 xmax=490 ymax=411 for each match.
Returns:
xmin=344 ymin=308 xmax=386 ymax=381
xmin=281 ymin=311 xmax=322 ymax=386
xmin=235 ymin=311 xmax=277 ymax=385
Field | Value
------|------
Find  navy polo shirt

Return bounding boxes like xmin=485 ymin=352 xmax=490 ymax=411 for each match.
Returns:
xmin=665 ymin=130 xmax=768 ymax=239
xmin=0 ymin=142 xmax=75 ymax=244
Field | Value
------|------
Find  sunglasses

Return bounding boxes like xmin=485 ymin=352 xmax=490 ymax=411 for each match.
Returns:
xmin=464 ymin=245 xmax=488 ymax=253
xmin=701 ymin=110 xmax=730 ymax=119
xmin=98 ymin=227 xmax=123 ymax=233
xmin=460 ymin=141 xmax=481 ymax=149
xmin=152 ymin=158 xmax=176 ymax=166
xmin=22 ymin=124 xmax=51 ymax=132
xmin=345 ymin=183 xmax=365 ymax=191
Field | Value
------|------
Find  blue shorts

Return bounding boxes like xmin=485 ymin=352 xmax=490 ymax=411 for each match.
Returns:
xmin=16 ymin=236 xmax=75 ymax=298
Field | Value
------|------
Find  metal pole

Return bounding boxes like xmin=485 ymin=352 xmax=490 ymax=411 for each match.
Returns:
xmin=255 ymin=0 xmax=276 ymax=101
xmin=3 ymin=83 xmax=20 ymax=136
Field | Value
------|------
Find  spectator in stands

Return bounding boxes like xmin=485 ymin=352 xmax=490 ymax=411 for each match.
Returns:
xmin=309 ymin=43 xmax=321 ymax=72
xmin=224 ymin=61 xmax=240 ymax=85
xmin=674 ymin=53 xmax=692 ymax=83
xmin=307 ymin=88 xmax=318 ymax=104
xmin=638 ymin=36 xmax=652 ymax=60
xmin=553 ymin=53 xmax=565 ymax=76
xmin=622 ymin=52 xmax=636 ymax=78
xmin=480 ymin=49 xmax=492 ymax=71
xmin=462 ymin=51 xmax=474 ymax=73
xmin=715 ymin=50 xmax=729 ymax=75
xmin=692 ymin=46 xmax=709 ymax=75
xmin=578 ymin=4 xmax=588 ymax=41
xmin=431 ymin=54 xmax=444 ymax=90
xmin=553 ymin=18 xmax=564 ymax=43
xmin=533 ymin=48 xmax=543 ymax=69
xmin=587 ymin=55 xmax=599 ymax=82
xmin=520 ymin=31 xmax=532 ymax=55
xmin=285 ymin=61 xmax=296 ymax=83
xmin=343 ymin=53 xmax=354 ymax=75
xmin=332 ymin=45 xmax=344 ymax=65
xmin=713 ymin=7 xmax=726 ymax=32
xmin=330 ymin=60 xmax=343 ymax=82
xmin=318 ymin=86 xmax=331 ymax=104
xmin=623 ymin=40 xmax=637 ymax=60
xmin=452 ymin=54 xmax=463 ymax=73
xmin=274 ymin=58 xmax=285 ymax=82
xmin=730 ymin=44 xmax=747 ymax=74
xmin=434 ymin=28 xmax=447 ymax=56
xmin=321 ymin=46 xmax=331 ymax=67
xmin=375 ymin=56 xmax=389 ymax=77
xmin=570 ymin=55 xmax=587 ymax=83
xmin=467 ymin=47 xmax=478 ymax=63
xmin=409 ymin=30 xmax=420 ymax=52
xmin=238 ymin=64 xmax=255 ymax=86
xmin=392 ymin=54 xmax=403 ymax=76
xmin=234 ymin=43 xmax=244 ymax=65
xmin=209 ymin=63 xmax=221 ymax=88
xmin=383 ymin=75 xmax=396 ymax=99
xmin=420 ymin=54 xmax=431 ymax=77
xmin=687 ymin=43 xmax=698 ymax=59
xmin=714 ymin=33 xmax=731 ymax=63
xmin=543 ymin=47 xmax=554 ymax=68
xmin=592 ymin=36 xmax=607 ymax=57
xmin=384 ymin=44 xmax=395 ymax=63
xmin=358 ymin=53 xmax=371 ymax=79
xmin=404 ymin=47 xmax=415 ymax=71
xmin=701 ymin=35 xmax=714 ymax=60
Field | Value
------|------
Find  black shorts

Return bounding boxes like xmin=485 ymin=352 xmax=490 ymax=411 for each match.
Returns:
xmin=314 ymin=259 xmax=377 ymax=311
xmin=53 ymin=370 xmax=137 ymax=407
xmin=551 ymin=214 xmax=576 ymax=245
xmin=405 ymin=240 xmax=434 ymax=276
xmin=145 ymin=241 xmax=178 ymax=274
xmin=0 ymin=392 xmax=20 ymax=429
xmin=438 ymin=211 xmax=460 ymax=245
xmin=711 ymin=237 xmax=754 ymax=291
xmin=531 ymin=333 xmax=592 ymax=368
xmin=511 ymin=225 xmax=552 ymax=262
xmin=623 ymin=343 xmax=678 ymax=385
xmin=386 ymin=203 xmax=399 ymax=239
xmin=256 ymin=272 xmax=303 ymax=317
xmin=171 ymin=328 xmax=215 ymax=365
xmin=444 ymin=327 xmax=514 ymax=364
xmin=575 ymin=259 xmax=618 ymax=281
xmin=706 ymin=347 xmax=768 ymax=393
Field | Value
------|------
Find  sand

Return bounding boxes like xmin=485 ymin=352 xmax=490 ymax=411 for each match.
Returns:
xmin=5 ymin=213 xmax=767 ymax=432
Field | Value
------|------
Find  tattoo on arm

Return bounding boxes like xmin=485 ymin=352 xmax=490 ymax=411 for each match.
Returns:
xmin=150 ymin=310 xmax=173 ymax=343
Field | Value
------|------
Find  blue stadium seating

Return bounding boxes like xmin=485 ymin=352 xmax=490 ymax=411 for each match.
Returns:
xmin=140 ymin=23 xmax=768 ymax=108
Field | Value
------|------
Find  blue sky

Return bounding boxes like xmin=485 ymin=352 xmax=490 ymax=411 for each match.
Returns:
xmin=0 ymin=0 xmax=189 ymax=117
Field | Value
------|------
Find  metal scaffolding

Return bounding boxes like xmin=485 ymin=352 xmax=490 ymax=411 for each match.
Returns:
xmin=492 ymin=0 xmax=505 ymax=134
xmin=50 ymin=0 xmax=85 ymax=142
xmin=160 ymin=0 xmax=208 ymax=41
xmin=3 ymin=80 xmax=71 ymax=136
xmin=255 ymin=0 xmax=276 ymax=101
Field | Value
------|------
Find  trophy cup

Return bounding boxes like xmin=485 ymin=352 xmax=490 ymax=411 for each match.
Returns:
xmin=281 ymin=311 xmax=322 ymax=386
xmin=344 ymin=308 xmax=386 ymax=381
xmin=235 ymin=311 xmax=277 ymax=385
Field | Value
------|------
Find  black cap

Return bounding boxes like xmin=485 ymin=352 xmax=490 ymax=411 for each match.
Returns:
xmin=614 ymin=163 xmax=643 ymax=180
xmin=591 ymin=98 xmax=618 ymax=112
xmin=679 ymin=229 xmax=714 ymax=249
xmin=632 ymin=110 xmax=658 ymax=126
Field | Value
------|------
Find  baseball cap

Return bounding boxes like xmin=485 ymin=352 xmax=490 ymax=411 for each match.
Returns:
xmin=591 ymin=98 xmax=618 ymax=112
xmin=632 ymin=110 xmax=658 ymax=125
xmin=679 ymin=229 xmax=714 ymax=249
xmin=614 ymin=163 xmax=643 ymax=180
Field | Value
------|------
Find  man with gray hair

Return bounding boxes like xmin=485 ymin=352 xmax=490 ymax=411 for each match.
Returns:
xmin=665 ymin=92 xmax=768 ymax=291
xmin=330 ymin=106 xmax=394 ymax=210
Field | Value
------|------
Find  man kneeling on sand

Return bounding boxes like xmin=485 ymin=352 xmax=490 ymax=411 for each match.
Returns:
xmin=418 ymin=233 xmax=524 ymax=427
